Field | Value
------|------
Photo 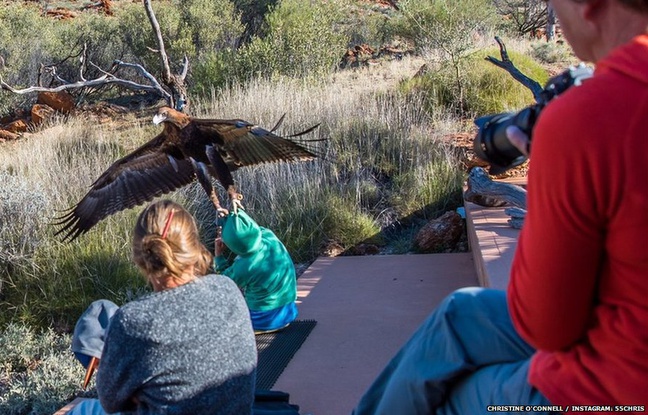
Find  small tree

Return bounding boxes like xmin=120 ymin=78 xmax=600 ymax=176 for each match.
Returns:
xmin=235 ymin=0 xmax=348 ymax=80
xmin=396 ymin=0 xmax=498 ymax=113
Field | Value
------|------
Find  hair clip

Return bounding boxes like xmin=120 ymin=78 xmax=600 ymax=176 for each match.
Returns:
xmin=161 ymin=210 xmax=175 ymax=239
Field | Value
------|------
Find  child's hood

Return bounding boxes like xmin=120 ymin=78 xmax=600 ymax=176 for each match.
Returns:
xmin=221 ymin=210 xmax=262 ymax=256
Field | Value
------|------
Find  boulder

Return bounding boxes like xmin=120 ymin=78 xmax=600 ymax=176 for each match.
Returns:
xmin=37 ymin=91 xmax=75 ymax=113
xmin=0 ymin=129 xmax=19 ymax=141
xmin=31 ymin=104 xmax=56 ymax=125
xmin=5 ymin=119 xmax=28 ymax=133
xmin=415 ymin=210 xmax=464 ymax=253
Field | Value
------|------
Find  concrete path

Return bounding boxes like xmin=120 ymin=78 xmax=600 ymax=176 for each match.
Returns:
xmin=273 ymin=253 xmax=478 ymax=415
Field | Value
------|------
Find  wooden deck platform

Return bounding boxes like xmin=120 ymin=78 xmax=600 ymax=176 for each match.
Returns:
xmin=274 ymin=254 xmax=478 ymax=415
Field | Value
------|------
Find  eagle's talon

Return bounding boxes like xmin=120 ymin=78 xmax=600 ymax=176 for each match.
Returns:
xmin=231 ymin=198 xmax=244 ymax=215
xmin=217 ymin=207 xmax=229 ymax=217
xmin=228 ymin=191 xmax=243 ymax=201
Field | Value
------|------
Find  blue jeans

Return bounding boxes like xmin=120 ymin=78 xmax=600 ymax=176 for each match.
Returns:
xmin=353 ymin=287 xmax=553 ymax=415
xmin=67 ymin=399 xmax=122 ymax=415
xmin=250 ymin=301 xmax=298 ymax=332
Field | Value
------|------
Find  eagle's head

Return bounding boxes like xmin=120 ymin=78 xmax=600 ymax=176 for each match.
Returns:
xmin=153 ymin=107 xmax=190 ymax=129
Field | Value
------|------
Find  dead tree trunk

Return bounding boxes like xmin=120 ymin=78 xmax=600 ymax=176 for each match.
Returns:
xmin=143 ymin=0 xmax=188 ymax=111
xmin=465 ymin=167 xmax=527 ymax=229
xmin=546 ymin=5 xmax=557 ymax=42
xmin=467 ymin=37 xmax=548 ymax=228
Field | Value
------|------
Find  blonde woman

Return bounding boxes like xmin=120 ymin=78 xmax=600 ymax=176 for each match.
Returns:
xmin=72 ymin=200 xmax=257 ymax=415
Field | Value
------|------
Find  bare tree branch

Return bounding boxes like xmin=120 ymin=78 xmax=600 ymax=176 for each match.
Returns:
xmin=79 ymin=43 xmax=88 ymax=82
xmin=142 ymin=0 xmax=188 ymax=110
xmin=143 ymin=0 xmax=172 ymax=83
xmin=485 ymin=36 xmax=544 ymax=102
xmin=180 ymin=56 xmax=189 ymax=81
xmin=112 ymin=60 xmax=168 ymax=96
xmin=546 ymin=5 xmax=557 ymax=41
xmin=1 ymin=59 xmax=172 ymax=104
xmin=493 ymin=0 xmax=548 ymax=38
xmin=1 ymin=72 xmax=165 ymax=97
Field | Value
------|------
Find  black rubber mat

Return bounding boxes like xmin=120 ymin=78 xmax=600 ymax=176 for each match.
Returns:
xmin=255 ymin=320 xmax=317 ymax=390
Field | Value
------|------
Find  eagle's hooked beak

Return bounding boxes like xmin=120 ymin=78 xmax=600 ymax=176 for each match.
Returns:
xmin=152 ymin=113 xmax=167 ymax=125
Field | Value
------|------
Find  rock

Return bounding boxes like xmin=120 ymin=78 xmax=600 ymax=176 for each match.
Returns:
xmin=340 ymin=44 xmax=377 ymax=68
xmin=46 ymin=8 xmax=78 ymax=19
xmin=38 ymin=91 xmax=76 ymax=113
xmin=321 ymin=240 xmax=345 ymax=257
xmin=31 ymin=104 xmax=56 ymax=125
xmin=5 ymin=119 xmax=28 ymax=133
xmin=0 ymin=129 xmax=19 ymax=141
xmin=345 ymin=243 xmax=381 ymax=256
xmin=415 ymin=211 xmax=464 ymax=253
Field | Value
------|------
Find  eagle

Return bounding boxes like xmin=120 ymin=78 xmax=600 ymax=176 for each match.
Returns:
xmin=55 ymin=107 xmax=321 ymax=241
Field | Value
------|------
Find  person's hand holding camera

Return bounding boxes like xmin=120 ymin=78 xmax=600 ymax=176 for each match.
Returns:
xmin=505 ymin=125 xmax=530 ymax=157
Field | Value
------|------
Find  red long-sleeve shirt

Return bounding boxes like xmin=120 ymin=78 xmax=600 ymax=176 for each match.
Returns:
xmin=508 ymin=35 xmax=648 ymax=409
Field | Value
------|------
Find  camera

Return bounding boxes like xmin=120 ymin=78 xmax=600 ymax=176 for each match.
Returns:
xmin=473 ymin=63 xmax=593 ymax=175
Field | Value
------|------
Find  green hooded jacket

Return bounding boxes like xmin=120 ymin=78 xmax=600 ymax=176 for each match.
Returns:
xmin=214 ymin=209 xmax=297 ymax=311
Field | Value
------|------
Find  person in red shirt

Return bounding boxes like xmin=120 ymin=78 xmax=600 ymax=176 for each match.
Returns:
xmin=507 ymin=0 xmax=648 ymax=408
xmin=353 ymin=1 xmax=648 ymax=413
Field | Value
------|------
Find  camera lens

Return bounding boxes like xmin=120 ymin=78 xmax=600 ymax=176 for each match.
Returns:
xmin=473 ymin=107 xmax=534 ymax=175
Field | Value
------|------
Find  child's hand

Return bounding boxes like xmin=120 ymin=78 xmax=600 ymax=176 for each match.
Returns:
xmin=214 ymin=237 xmax=225 ymax=257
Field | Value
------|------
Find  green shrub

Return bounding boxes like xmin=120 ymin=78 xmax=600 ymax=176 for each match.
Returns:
xmin=231 ymin=0 xmax=279 ymax=44
xmin=235 ymin=0 xmax=348 ymax=80
xmin=530 ymin=40 xmax=577 ymax=65
xmin=392 ymin=0 xmax=497 ymax=53
xmin=340 ymin=1 xmax=399 ymax=48
xmin=190 ymin=48 xmax=248 ymax=95
xmin=0 ymin=324 xmax=86 ymax=415
xmin=0 ymin=3 xmax=55 ymax=112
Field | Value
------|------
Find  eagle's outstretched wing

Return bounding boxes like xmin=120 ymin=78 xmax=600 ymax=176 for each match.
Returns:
xmin=192 ymin=118 xmax=322 ymax=170
xmin=54 ymin=150 xmax=196 ymax=241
